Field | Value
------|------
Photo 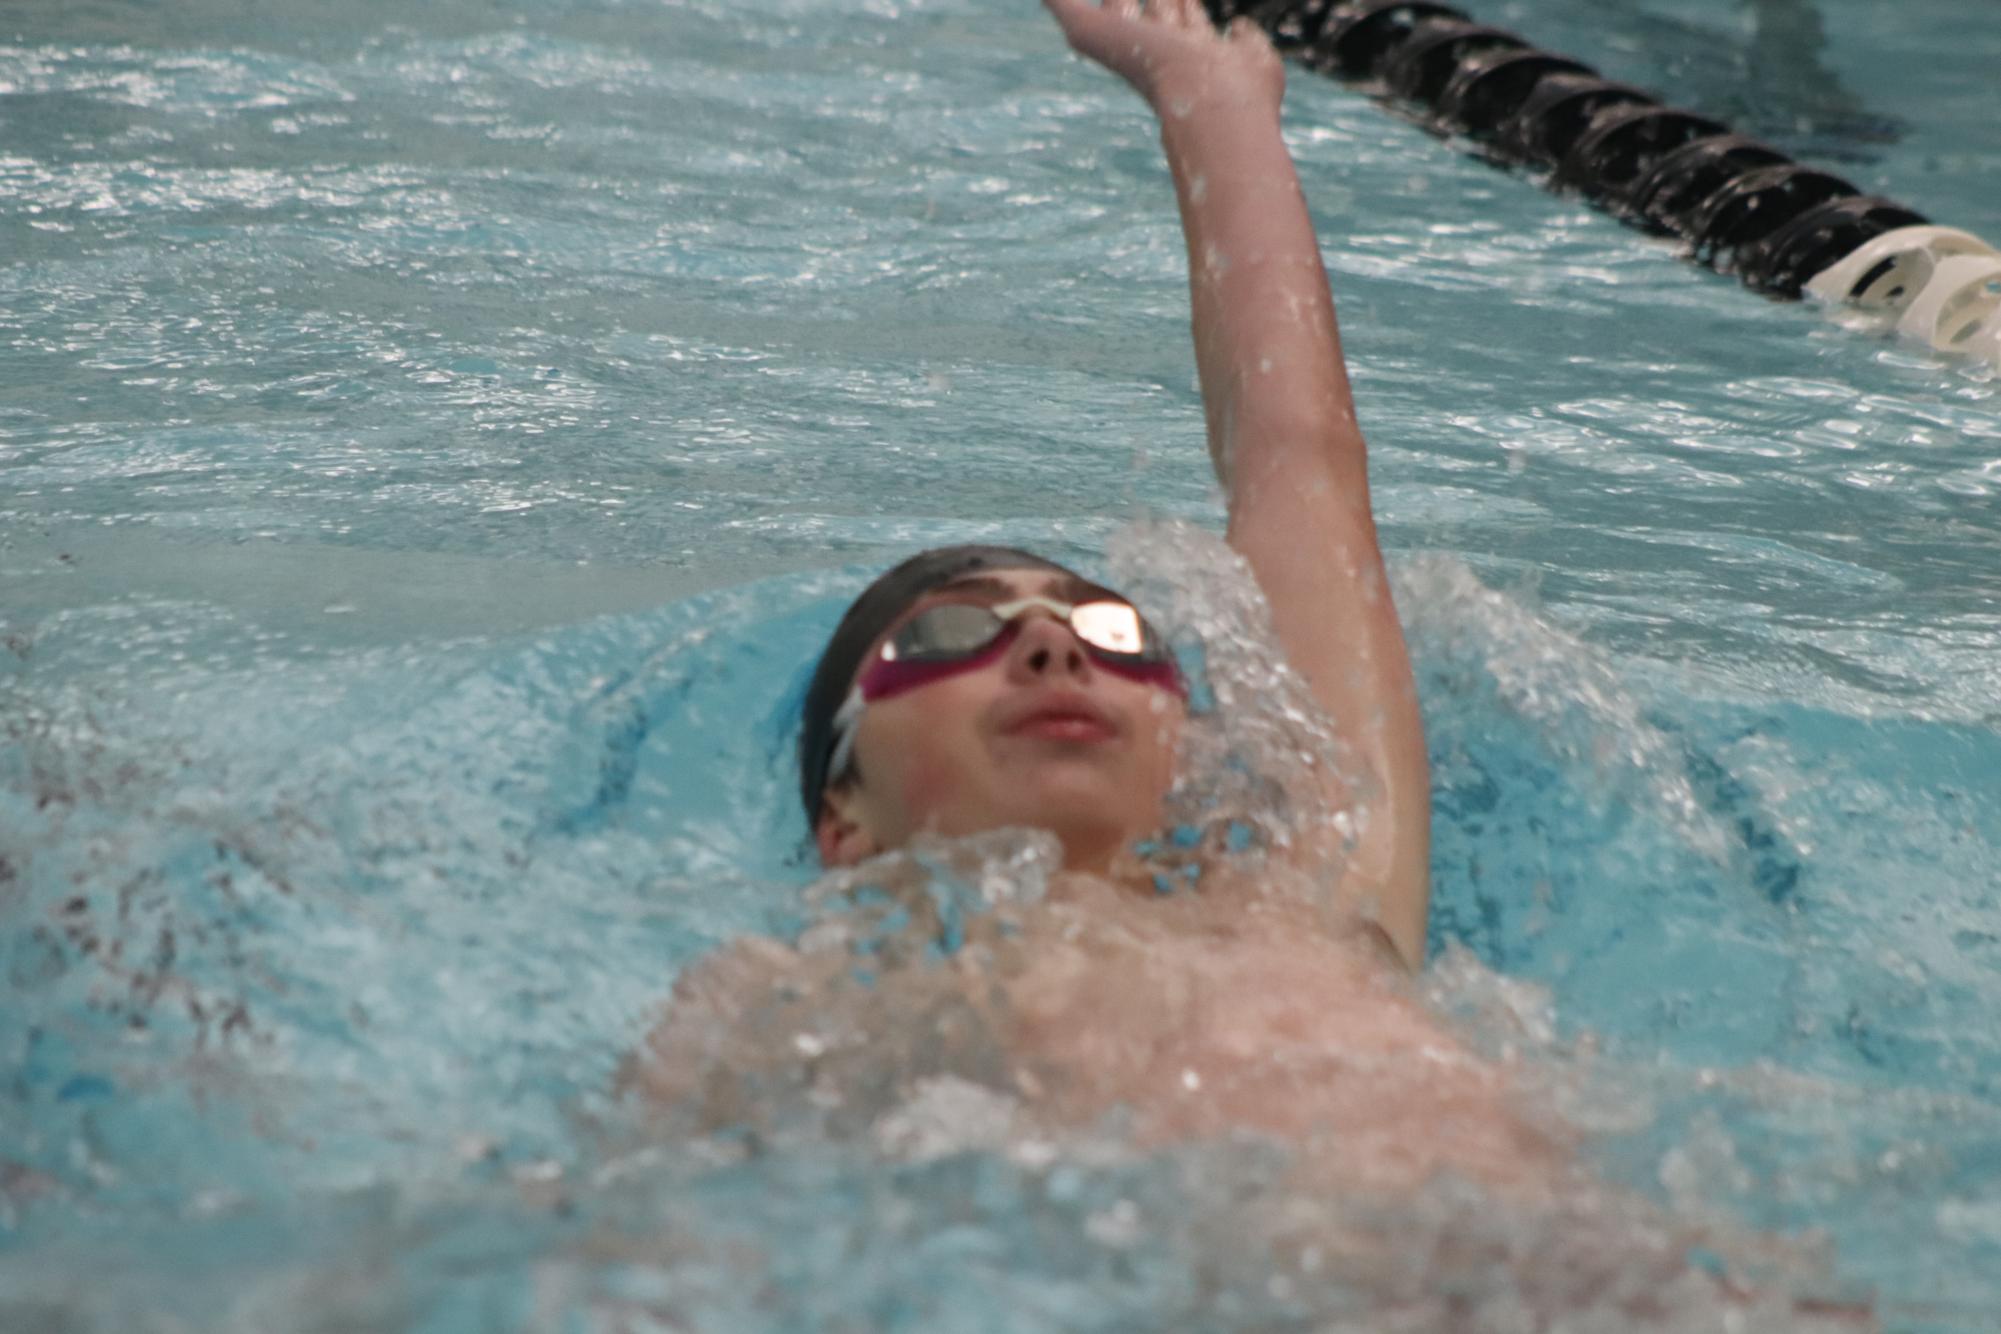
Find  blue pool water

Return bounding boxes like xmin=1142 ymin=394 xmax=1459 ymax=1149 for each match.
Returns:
xmin=3 ymin=0 xmax=2000 ymax=1327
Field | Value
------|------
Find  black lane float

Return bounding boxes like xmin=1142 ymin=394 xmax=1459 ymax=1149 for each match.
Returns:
xmin=1213 ymin=0 xmax=2001 ymax=365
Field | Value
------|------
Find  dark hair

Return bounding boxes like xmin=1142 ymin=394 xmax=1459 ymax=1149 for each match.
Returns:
xmin=796 ymin=545 xmax=1077 ymax=826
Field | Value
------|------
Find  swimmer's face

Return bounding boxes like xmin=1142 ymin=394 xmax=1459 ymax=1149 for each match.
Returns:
xmin=815 ymin=568 xmax=1185 ymax=872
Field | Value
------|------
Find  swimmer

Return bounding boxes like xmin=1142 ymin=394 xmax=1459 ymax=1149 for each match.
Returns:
xmin=792 ymin=0 xmax=1433 ymax=970
xmin=633 ymin=2 xmax=1874 ymax=1322
xmin=635 ymin=0 xmax=1527 ymax=1189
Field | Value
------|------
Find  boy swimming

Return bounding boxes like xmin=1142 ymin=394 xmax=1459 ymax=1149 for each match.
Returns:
xmin=639 ymin=0 xmax=1472 ymax=1154
xmin=634 ymin=2 xmax=1873 ymax=1322
xmin=795 ymin=0 xmax=1431 ymax=970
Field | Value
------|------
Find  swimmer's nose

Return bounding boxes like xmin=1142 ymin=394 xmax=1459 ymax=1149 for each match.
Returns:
xmin=1008 ymin=611 xmax=1091 ymax=682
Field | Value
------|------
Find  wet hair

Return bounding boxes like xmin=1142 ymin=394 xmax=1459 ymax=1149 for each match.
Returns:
xmin=796 ymin=544 xmax=1078 ymax=826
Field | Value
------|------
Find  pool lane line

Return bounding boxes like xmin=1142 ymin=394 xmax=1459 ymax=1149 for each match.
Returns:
xmin=1206 ymin=0 xmax=2001 ymax=367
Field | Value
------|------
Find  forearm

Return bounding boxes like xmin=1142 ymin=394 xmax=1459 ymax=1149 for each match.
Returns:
xmin=1157 ymin=95 xmax=1364 ymax=498
xmin=1160 ymin=90 xmax=1429 ymax=965
xmin=1046 ymin=0 xmax=1429 ymax=963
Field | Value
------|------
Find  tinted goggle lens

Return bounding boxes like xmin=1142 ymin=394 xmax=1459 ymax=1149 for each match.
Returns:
xmin=886 ymin=598 xmax=1164 ymax=665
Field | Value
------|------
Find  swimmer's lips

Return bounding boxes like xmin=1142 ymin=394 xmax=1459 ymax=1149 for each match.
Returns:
xmin=996 ymin=692 xmax=1121 ymax=745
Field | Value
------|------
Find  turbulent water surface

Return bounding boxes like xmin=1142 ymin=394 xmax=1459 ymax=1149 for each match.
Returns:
xmin=3 ymin=0 xmax=1999 ymax=1328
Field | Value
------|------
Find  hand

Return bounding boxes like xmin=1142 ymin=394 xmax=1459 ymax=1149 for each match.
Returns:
xmin=1041 ymin=0 xmax=1285 ymax=122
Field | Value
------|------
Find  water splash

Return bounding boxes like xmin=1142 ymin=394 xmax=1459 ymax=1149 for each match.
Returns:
xmin=1108 ymin=519 xmax=1368 ymax=901
xmin=1397 ymin=553 xmax=1731 ymax=863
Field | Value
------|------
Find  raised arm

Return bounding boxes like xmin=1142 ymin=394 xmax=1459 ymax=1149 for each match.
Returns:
xmin=1043 ymin=0 xmax=1430 ymax=967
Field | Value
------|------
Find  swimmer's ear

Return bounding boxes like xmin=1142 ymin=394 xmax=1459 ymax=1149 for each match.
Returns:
xmin=814 ymin=782 xmax=878 ymax=867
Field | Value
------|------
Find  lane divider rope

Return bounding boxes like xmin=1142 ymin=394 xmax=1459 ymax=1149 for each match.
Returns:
xmin=1212 ymin=0 xmax=2001 ymax=367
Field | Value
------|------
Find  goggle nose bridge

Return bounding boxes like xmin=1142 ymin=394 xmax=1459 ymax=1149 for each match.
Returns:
xmin=882 ymin=594 xmax=1127 ymax=662
xmin=986 ymin=594 xmax=1081 ymax=620
xmin=990 ymin=595 xmax=1094 ymax=653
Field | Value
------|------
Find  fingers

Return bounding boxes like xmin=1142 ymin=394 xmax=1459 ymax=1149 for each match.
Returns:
xmin=1224 ymin=14 xmax=1267 ymax=44
xmin=1043 ymin=0 xmax=1252 ymax=94
xmin=1043 ymin=0 xmax=1137 ymax=36
xmin=1045 ymin=0 xmax=1212 ymax=34
xmin=1040 ymin=0 xmax=1102 ymax=33
xmin=1139 ymin=0 xmax=1216 ymax=32
xmin=1043 ymin=0 xmax=1126 ymax=63
xmin=1041 ymin=0 xmax=1115 ymax=55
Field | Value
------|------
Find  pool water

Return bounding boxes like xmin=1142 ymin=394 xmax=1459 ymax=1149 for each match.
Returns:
xmin=3 ymin=0 xmax=1999 ymax=1327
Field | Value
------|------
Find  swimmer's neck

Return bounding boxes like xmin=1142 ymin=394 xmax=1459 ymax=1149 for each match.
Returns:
xmin=1047 ymin=852 xmax=1417 ymax=973
xmin=1012 ymin=821 xmax=1143 ymax=885
xmin=1039 ymin=823 xmax=1220 ymax=896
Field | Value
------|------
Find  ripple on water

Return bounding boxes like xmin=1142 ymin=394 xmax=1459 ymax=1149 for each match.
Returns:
xmin=4 ymin=0 xmax=2001 ymax=1325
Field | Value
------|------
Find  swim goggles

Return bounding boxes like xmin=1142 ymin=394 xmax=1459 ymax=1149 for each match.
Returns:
xmin=824 ymin=593 xmax=1184 ymax=784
